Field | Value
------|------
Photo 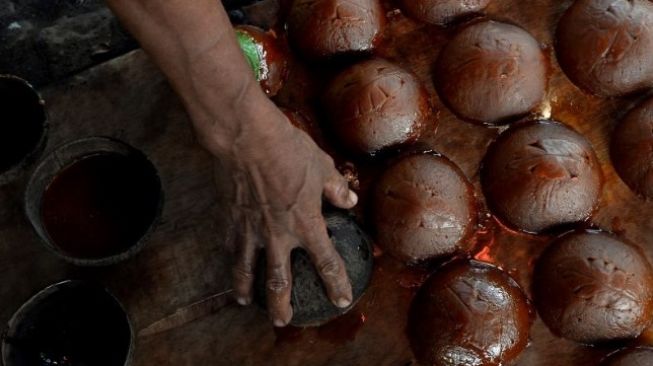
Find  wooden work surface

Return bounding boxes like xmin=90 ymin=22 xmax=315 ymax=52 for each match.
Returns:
xmin=3 ymin=0 xmax=653 ymax=365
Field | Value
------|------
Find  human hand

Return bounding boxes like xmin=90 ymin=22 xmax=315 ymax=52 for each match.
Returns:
xmin=210 ymin=103 xmax=358 ymax=327
xmin=106 ymin=0 xmax=356 ymax=328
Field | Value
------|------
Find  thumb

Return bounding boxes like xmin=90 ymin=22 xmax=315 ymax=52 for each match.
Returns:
xmin=323 ymin=169 xmax=358 ymax=209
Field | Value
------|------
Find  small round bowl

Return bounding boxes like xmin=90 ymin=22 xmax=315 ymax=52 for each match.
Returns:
xmin=2 ymin=280 xmax=134 ymax=366
xmin=0 ymin=75 xmax=48 ymax=182
xmin=24 ymin=137 xmax=163 ymax=266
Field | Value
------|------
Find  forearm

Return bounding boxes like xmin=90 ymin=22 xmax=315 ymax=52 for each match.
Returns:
xmin=105 ymin=0 xmax=288 ymax=156
xmin=107 ymin=1 xmax=358 ymax=328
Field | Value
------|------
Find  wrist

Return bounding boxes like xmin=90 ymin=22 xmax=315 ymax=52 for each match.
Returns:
xmin=194 ymin=95 xmax=294 ymax=160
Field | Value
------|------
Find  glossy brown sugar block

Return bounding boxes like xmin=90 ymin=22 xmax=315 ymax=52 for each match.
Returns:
xmin=611 ymin=96 xmax=653 ymax=199
xmin=481 ymin=120 xmax=602 ymax=233
xmin=287 ymin=0 xmax=385 ymax=59
xmin=601 ymin=347 xmax=653 ymax=366
xmin=235 ymin=25 xmax=289 ymax=97
xmin=434 ymin=20 xmax=546 ymax=124
xmin=399 ymin=0 xmax=491 ymax=25
xmin=408 ymin=260 xmax=533 ymax=366
xmin=556 ymin=0 xmax=653 ymax=97
xmin=323 ymin=58 xmax=432 ymax=155
xmin=373 ymin=153 xmax=476 ymax=263
xmin=533 ymin=231 xmax=653 ymax=344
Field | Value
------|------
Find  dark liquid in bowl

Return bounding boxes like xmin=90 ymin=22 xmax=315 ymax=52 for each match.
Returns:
xmin=41 ymin=153 xmax=161 ymax=259
xmin=4 ymin=283 xmax=131 ymax=366
xmin=0 ymin=78 xmax=46 ymax=173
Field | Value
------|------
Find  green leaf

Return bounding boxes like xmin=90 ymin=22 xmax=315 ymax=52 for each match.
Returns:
xmin=236 ymin=30 xmax=263 ymax=81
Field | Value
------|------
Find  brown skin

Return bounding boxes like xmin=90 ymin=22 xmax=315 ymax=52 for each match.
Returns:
xmin=106 ymin=0 xmax=357 ymax=327
xmin=281 ymin=108 xmax=324 ymax=146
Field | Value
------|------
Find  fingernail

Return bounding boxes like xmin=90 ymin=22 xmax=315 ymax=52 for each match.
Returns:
xmin=347 ymin=190 xmax=358 ymax=206
xmin=236 ymin=296 xmax=251 ymax=306
xmin=273 ymin=319 xmax=286 ymax=328
xmin=273 ymin=318 xmax=288 ymax=327
xmin=336 ymin=297 xmax=352 ymax=308
xmin=272 ymin=306 xmax=293 ymax=327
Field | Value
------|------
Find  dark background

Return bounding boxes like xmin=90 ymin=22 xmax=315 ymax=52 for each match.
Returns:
xmin=0 ymin=0 xmax=269 ymax=87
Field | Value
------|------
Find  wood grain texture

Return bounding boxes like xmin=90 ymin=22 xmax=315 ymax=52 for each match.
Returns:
xmin=3 ymin=0 xmax=653 ymax=365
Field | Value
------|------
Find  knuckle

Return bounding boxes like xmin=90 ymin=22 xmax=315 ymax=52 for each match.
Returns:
xmin=337 ymin=185 xmax=349 ymax=199
xmin=266 ymin=278 xmax=290 ymax=294
xmin=232 ymin=265 xmax=254 ymax=282
xmin=266 ymin=263 xmax=290 ymax=293
xmin=318 ymin=258 xmax=342 ymax=278
xmin=329 ymin=180 xmax=349 ymax=200
xmin=330 ymin=178 xmax=346 ymax=191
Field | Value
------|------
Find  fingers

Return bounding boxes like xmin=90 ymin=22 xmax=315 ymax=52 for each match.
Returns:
xmin=323 ymin=169 xmax=358 ymax=209
xmin=304 ymin=218 xmax=353 ymax=309
xmin=265 ymin=242 xmax=294 ymax=327
xmin=232 ymin=220 xmax=258 ymax=306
